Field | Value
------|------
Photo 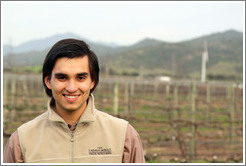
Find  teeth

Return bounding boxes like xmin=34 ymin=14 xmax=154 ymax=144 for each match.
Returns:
xmin=65 ymin=95 xmax=77 ymax=99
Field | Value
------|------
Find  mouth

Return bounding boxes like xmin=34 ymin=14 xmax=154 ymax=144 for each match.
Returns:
xmin=63 ymin=94 xmax=80 ymax=102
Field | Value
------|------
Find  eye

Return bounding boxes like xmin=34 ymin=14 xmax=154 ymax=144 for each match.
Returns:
xmin=58 ymin=77 xmax=66 ymax=80
xmin=78 ymin=76 xmax=86 ymax=80
xmin=77 ymin=73 xmax=88 ymax=81
xmin=56 ymin=75 xmax=67 ymax=81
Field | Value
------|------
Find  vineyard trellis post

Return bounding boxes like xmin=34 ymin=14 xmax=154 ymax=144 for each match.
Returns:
xmin=3 ymin=74 xmax=7 ymax=106
xmin=113 ymin=81 xmax=119 ymax=116
xmin=124 ymin=82 xmax=129 ymax=117
xmin=228 ymin=84 xmax=235 ymax=148
xmin=189 ymin=82 xmax=197 ymax=160
xmin=3 ymin=74 xmax=8 ymax=129
xmin=10 ymin=75 xmax=16 ymax=120
xmin=206 ymin=83 xmax=211 ymax=103
xmin=21 ymin=77 xmax=29 ymax=105
xmin=130 ymin=81 xmax=135 ymax=96
xmin=154 ymin=81 xmax=159 ymax=98
xmin=206 ymin=83 xmax=211 ymax=122
xmin=129 ymin=81 xmax=135 ymax=113
xmin=174 ymin=84 xmax=179 ymax=118
xmin=22 ymin=77 xmax=28 ymax=96
xmin=166 ymin=83 xmax=170 ymax=99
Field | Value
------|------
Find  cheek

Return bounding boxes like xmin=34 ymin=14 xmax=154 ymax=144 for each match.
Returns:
xmin=79 ymin=82 xmax=93 ymax=91
xmin=50 ymin=81 xmax=66 ymax=92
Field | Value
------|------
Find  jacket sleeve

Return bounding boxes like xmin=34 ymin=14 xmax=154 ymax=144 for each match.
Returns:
xmin=3 ymin=131 xmax=24 ymax=163
xmin=122 ymin=124 xmax=145 ymax=163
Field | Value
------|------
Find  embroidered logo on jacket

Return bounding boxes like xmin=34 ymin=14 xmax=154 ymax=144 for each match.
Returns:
xmin=89 ymin=147 xmax=112 ymax=155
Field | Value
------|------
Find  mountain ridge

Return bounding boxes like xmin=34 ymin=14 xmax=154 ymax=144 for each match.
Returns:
xmin=3 ymin=29 xmax=242 ymax=56
xmin=3 ymin=29 xmax=243 ymax=81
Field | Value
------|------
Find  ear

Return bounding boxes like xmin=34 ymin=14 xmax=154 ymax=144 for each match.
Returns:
xmin=44 ymin=76 xmax=52 ymax=90
xmin=90 ymin=81 xmax=95 ymax=90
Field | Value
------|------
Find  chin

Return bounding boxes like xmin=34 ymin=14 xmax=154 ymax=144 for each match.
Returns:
xmin=64 ymin=107 xmax=80 ymax=112
xmin=64 ymin=104 xmax=84 ymax=112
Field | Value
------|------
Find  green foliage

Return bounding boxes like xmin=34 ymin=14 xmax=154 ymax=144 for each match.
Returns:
xmin=103 ymin=107 xmax=113 ymax=113
xmin=23 ymin=66 xmax=42 ymax=73
xmin=4 ymin=65 xmax=42 ymax=73
xmin=101 ymin=30 xmax=243 ymax=81
xmin=3 ymin=30 xmax=243 ymax=82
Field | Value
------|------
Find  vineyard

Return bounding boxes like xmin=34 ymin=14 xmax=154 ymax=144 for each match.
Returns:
xmin=2 ymin=73 xmax=244 ymax=163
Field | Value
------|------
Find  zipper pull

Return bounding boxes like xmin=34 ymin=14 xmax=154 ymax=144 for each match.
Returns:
xmin=71 ymin=134 xmax=74 ymax=142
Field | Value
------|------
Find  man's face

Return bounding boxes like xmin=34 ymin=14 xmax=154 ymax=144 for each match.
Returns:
xmin=45 ymin=56 xmax=95 ymax=114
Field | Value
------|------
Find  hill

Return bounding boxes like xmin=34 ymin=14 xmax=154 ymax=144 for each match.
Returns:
xmin=100 ymin=30 xmax=243 ymax=80
xmin=3 ymin=30 xmax=243 ymax=81
xmin=3 ymin=32 xmax=116 ymax=56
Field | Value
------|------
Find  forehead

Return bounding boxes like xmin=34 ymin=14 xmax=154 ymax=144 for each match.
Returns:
xmin=52 ymin=56 xmax=90 ymax=74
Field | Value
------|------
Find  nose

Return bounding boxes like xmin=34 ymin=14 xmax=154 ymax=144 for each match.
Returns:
xmin=65 ymin=80 xmax=78 ymax=93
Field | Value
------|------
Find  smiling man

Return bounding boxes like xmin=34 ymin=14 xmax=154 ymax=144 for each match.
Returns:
xmin=3 ymin=39 xmax=145 ymax=163
xmin=45 ymin=57 xmax=94 ymax=125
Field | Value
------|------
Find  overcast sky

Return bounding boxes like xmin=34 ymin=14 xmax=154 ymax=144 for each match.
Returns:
xmin=1 ymin=1 xmax=244 ymax=46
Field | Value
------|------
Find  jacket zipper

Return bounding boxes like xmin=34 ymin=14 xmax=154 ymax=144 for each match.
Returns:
xmin=70 ymin=124 xmax=78 ymax=163
xmin=71 ymin=132 xmax=75 ymax=163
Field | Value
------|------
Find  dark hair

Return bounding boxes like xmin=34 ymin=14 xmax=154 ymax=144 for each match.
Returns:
xmin=42 ymin=39 xmax=100 ymax=97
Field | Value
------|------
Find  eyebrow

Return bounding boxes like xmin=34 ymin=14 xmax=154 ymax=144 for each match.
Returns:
xmin=77 ymin=72 xmax=89 ymax=77
xmin=55 ymin=73 xmax=67 ymax=78
xmin=54 ymin=72 xmax=88 ymax=77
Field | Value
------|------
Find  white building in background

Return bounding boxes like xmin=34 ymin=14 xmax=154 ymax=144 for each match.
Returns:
xmin=156 ymin=76 xmax=171 ymax=82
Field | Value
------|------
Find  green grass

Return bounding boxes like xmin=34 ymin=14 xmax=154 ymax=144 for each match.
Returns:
xmin=197 ymin=127 xmax=223 ymax=132
xmin=8 ymin=66 xmax=43 ymax=73
xmin=211 ymin=114 xmax=230 ymax=122
xmin=191 ymin=159 xmax=211 ymax=163
xmin=179 ymin=126 xmax=190 ymax=132
xmin=147 ymin=159 xmax=169 ymax=163
xmin=103 ymin=107 xmax=113 ymax=113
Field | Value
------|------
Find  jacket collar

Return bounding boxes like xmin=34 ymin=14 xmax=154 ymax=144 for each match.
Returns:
xmin=47 ymin=94 xmax=96 ymax=124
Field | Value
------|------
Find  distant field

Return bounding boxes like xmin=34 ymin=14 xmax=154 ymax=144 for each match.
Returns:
xmin=3 ymin=73 xmax=243 ymax=163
